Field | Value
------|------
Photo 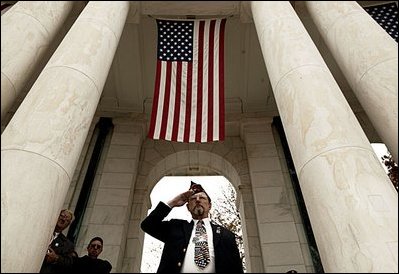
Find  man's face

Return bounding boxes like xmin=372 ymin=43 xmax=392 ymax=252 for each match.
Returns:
xmin=186 ymin=192 xmax=211 ymax=219
xmin=55 ymin=210 xmax=72 ymax=232
xmin=87 ymin=240 xmax=103 ymax=258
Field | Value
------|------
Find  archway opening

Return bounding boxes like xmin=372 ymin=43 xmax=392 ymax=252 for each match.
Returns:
xmin=140 ymin=175 xmax=245 ymax=272
xmin=371 ymin=142 xmax=390 ymax=173
xmin=371 ymin=142 xmax=397 ymax=191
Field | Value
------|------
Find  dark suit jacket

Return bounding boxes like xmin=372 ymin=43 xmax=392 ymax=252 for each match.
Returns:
xmin=73 ymin=255 xmax=112 ymax=273
xmin=40 ymin=233 xmax=75 ymax=273
xmin=141 ymin=202 xmax=244 ymax=273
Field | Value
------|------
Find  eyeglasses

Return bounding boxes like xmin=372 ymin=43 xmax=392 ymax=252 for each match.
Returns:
xmin=89 ymin=244 xmax=102 ymax=249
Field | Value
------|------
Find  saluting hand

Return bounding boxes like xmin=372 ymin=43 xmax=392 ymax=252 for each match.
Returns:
xmin=167 ymin=189 xmax=194 ymax=208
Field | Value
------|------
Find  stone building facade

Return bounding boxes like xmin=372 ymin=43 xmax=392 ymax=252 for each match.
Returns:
xmin=1 ymin=1 xmax=397 ymax=273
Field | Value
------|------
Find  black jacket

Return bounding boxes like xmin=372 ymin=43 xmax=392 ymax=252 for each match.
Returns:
xmin=141 ymin=202 xmax=243 ymax=273
xmin=73 ymin=255 xmax=112 ymax=273
xmin=40 ymin=233 xmax=75 ymax=273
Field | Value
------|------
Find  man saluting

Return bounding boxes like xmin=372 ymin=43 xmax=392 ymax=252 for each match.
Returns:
xmin=141 ymin=181 xmax=243 ymax=273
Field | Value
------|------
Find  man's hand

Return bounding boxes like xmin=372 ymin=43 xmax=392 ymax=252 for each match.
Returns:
xmin=45 ymin=247 xmax=59 ymax=263
xmin=167 ymin=190 xmax=194 ymax=208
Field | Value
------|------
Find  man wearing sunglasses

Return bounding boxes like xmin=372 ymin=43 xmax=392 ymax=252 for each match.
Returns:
xmin=73 ymin=237 xmax=112 ymax=273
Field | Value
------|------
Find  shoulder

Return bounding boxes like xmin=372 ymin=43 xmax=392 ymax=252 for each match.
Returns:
xmin=170 ymin=218 xmax=190 ymax=224
xmin=59 ymin=233 xmax=74 ymax=243
xmin=166 ymin=218 xmax=191 ymax=229
xmin=75 ymin=255 xmax=89 ymax=263
xmin=210 ymin=221 xmax=226 ymax=230
xmin=53 ymin=233 xmax=74 ymax=252
xmin=100 ymin=259 xmax=112 ymax=271
xmin=58 ymin=233 xmax=68 ymax=241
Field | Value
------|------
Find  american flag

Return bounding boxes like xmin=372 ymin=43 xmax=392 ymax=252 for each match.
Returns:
xmin=364 ymin=2 xmax=398 ymax=42
xmin=148 ymin=18 xmax=226 ymax=143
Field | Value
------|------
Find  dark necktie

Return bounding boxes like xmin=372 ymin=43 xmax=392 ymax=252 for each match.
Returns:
xmin=194 ymin=220 xmax=210 ymax=269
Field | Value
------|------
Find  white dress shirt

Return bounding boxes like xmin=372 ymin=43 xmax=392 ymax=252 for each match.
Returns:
xmin=181 ymin=218 xmax=216 ymax=273
xmin=48 ymin=231 xmax=60 ymax=246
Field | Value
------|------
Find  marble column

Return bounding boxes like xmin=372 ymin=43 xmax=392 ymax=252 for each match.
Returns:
xmin=251 ymin=2 xmax=398 ymax=273
xmin=305 ymin=1 xmax=398 ymax=162
xmin=1 ymin=2 xmax=130 ymax=272
xmin=1 ymin=2 xmax=75 ymax=121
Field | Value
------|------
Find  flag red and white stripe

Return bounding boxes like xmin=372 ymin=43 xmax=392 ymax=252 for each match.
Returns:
xmin=148 ymin=18 xmax=226 ymax=143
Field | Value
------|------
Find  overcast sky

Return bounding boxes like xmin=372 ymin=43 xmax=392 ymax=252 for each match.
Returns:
xmin=371 ymin=143 xmax=389 ymax=172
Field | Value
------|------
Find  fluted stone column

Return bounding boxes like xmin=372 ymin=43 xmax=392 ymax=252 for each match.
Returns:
xmin=1 ymin=2 xmax=130 ymax=272
xmin=1 ymin=2 xmax=75 ymax=121
xmin=251 ymin=2 xmax=398 ymax=273
xmin=305 ymin=1 xmax=398 ymax=163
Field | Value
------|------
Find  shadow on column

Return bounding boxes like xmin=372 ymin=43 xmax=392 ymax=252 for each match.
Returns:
xmin=273 ymin=116 xmax=324 ymax=273
xmin=67 ymin=117 xmax=114 ymax=244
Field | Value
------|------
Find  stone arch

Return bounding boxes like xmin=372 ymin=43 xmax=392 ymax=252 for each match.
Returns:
xmin=126 ymin=137 xmax=259 ymax=272
xmin=145 ymin=150 xmax=243 ymax=205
